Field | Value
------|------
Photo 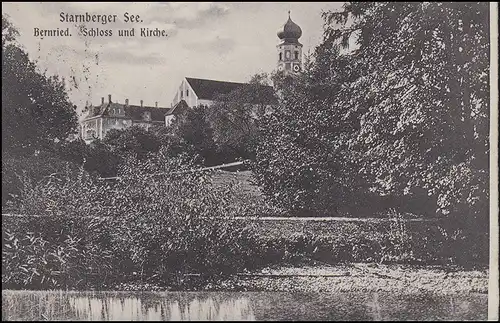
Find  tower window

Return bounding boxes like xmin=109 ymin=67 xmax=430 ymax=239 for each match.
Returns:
xmin=279 ymin=52 xmax=282 ymax=61
xmin=295 ymin=51 xmax=299 ymax=59
xmin=186 ymin=89 xmax=189 ymax=97
xmin=285 ymin=51 xmax=290 ymax=59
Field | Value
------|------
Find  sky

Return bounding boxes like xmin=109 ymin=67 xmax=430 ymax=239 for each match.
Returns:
xmin=2 ymin=2 xmax=344 ymax=118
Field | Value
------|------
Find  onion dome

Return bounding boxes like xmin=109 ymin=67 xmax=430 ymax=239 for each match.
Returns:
xmin=277 ymin=11 xmax=302 ymax=42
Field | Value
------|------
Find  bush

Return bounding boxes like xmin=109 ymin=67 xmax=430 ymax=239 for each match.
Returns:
xmin=3 ymin=147 xmax=275 ymax=289
xmin=1 ymin=152 xmax=81 ymax=209
xmin=108 ymin=148 xmax=267 ymax=276
xmin=3 ymin=146 xmax=488 ymax=291
xmin=2 ymin=215 xmax=119 ymax=289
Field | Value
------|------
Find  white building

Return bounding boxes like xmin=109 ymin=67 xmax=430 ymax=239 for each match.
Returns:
xmin=165 ymin=13 xmax=303 ymax=126
xmin=80 ymin=95 xmax=167 ymax=143
xmin=166 ymin=77 xmax=277 ymax=126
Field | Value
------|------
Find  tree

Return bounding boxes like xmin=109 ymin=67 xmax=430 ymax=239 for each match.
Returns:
xmin=207 ymin=73 xmax=276 ymax=162
xmin=2 ymin=15 xmax=78 ymax=156
xmin=319 ymin=2 xmax=489 ymax=223
xmin=2 ymin=15 xmax=81 ymax=207
xmin=54 ymin=138 xmax=121 ymax=178
xmin=253 ymin=61 xmax=368 ymax=216
xmin=103 ymin=126 xmax=162 ymax=161
xmin=253 ymin=2 xmax=489 ymax=225
xmin=170 ymin=106 xmax=219 ymax=166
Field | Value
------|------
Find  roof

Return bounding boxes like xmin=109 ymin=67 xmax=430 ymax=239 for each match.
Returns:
xmin=185 ymin=77 xmax=278 ymax=105
xmin=83 ymin=102 xmax=167 ymax=122
xmin=165 ymin=100 xmax=189 ymax=116
xmin=277 ymin=15 xmax=302 ymax=41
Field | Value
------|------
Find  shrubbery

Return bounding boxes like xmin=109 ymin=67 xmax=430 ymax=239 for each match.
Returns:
xmin=2 ymin=148 xmax=275 ymax=289
xmin=2 ymin=215 xmax=118 ymax=290
xmin=2 ymin=152 xmax=82 ymax=210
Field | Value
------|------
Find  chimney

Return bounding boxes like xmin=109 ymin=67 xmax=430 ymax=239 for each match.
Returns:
xmin=108 ymin=94 xmax=112 ymax=103
xmin=125 ymin=98 xmax=129 ymax=106
xmin=155 ymin=101 xmax=158 ymax=108
xmin=101 ymin=97 xmax=104 ymax=105
xmin=140 ymin=100 xmax=143 ymax=107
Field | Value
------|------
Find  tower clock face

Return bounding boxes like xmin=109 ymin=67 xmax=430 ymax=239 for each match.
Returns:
xmin=278 ymin=65 xmax=284 ymax=71
xmin=293 ymin=64 xmax=301 ymax=72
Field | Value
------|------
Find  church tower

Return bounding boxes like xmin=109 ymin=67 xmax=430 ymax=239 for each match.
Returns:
xmin=276 ymin=11 xmax=303 ymax=74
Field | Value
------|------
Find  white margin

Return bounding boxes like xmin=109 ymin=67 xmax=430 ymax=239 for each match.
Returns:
xmin=488 ymin=2 xmax=499 ymax=321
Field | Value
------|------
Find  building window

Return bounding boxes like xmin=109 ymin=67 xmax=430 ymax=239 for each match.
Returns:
xmin=285 ymin=51 xmax=290 ymax=59
xmin=180 ymin=90 xmax=183 ymax=98
xmin=295 ymin=51 xmax=299 ymax=60
xmin=279 ymin=52 xmax=282 ymax=61
xmin=186 ymin=89 xmax=189 ymax=97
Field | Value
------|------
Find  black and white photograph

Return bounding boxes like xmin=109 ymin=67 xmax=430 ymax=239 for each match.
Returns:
xmin=1 ymin=2 xmax=498 ymax=321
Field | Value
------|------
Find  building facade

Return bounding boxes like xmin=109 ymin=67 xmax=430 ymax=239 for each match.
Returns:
xmin=80 ymin=95 xmax=167 ymax=143
xmin=80 ymin=12 xmax=301 ymax=140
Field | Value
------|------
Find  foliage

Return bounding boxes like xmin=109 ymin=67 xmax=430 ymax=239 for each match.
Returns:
xmin=253 ymin=65 xmax=369 ymax=216
xmin=169 ymin=106 xmax=220 ymax=165
xmin=378 ymin=210 xmax=414 ymax=263
xmin=102 ymin=125 xmax=162 ymax=160
xmin=253 ymin=2 xmax=489 ymax=226
xmin=109 ymin=147 xmax=265 ymax=276
xmin=319 ymin=2 xmax=489 ymax=220
xmin=2 ymin=15 xmax=78 ymax=156
xmin=2 ymin=151 xmax=81 ymax=209
xmin=1 ymin=15 xmax=81 ymax=208
xmin=7 ymin=148 xmax=273 ymax=288
xmin=17 ymin=164 xmax=112 ymax=218
xmin=207 ymin=73 xmax=275 ymax=162
xmin=2 ymin=215 xmax=119 ymax=290
xmin=2 ymin=202 xmax=488 ymax=291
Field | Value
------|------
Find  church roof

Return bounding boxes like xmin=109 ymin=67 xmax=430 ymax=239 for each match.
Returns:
xmin=84 ymin=102 xmax=166 ymax=122
xmin=185 ymin=77 xmax=277 ymax=104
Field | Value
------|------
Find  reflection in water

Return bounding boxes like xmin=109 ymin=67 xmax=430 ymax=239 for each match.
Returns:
xmin=68 ymin=294 xmax=255 ymax=321
xmin=2 ymin=291 xmax=255 ymax=321
xmin=2 ymin=290 xmax=487 ymax=321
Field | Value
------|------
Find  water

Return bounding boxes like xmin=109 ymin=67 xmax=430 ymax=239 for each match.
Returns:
xmin=2 ymin=290 xmax=487 ymax=321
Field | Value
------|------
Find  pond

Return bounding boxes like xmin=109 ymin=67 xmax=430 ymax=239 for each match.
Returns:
xmin=2 ymin=290 xmax=487 ymax=321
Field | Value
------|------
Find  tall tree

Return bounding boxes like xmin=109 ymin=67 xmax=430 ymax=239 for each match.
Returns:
xmin=319 ymin=2 xmax=489 ymax=221
xmin=2 ymin=15 xmax=78 ymax=156
xmin=253 ymin=59 xmax=368 ymax=216
xmin=2 ymin=15 xmax=81 ymax=207
xmin=254 ymin=2 xmax=489 ymax=224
